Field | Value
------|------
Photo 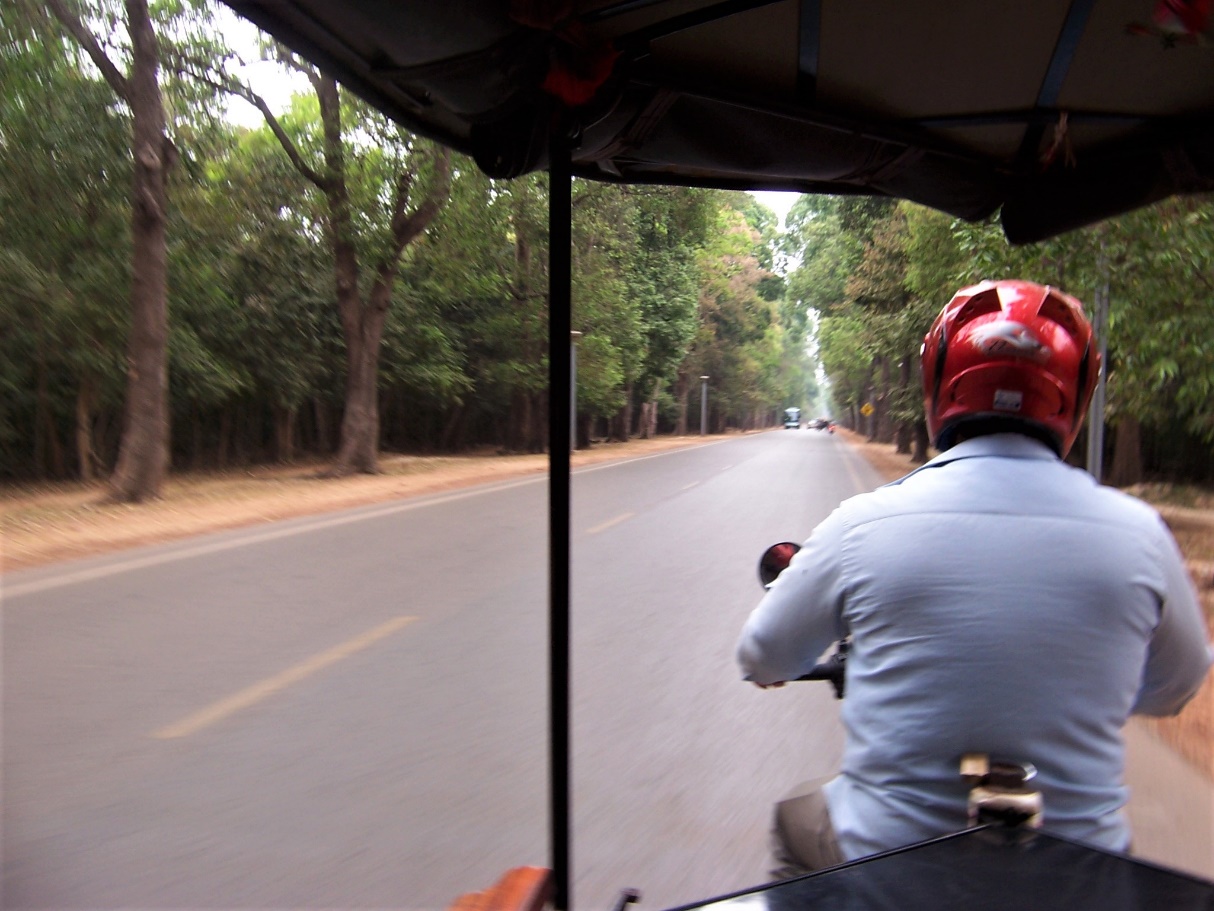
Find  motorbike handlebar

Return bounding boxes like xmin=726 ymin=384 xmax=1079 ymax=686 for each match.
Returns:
xmin=795 ymin=646 xmax=848 ymax=698
xmin=756 ymin=544 xmax=849 ymax=698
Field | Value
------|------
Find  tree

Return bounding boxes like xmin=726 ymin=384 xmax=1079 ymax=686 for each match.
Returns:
xmin=678 ymin=204 xmax=777 ymax=431
xmin=816 ymin=311 xmax=871 ymax=427
xmin=205 ymin=51 xmax=452 ymax=474
xmin=0 ymin=16 xmax=130 ymax=480
xmin=844 ymin=206 xmax=912 ymax=443
xmin=394 ymin=166 xmax=534 ymax=451
xmin=39 ymin=0 xmax=175 ymax=500
xmin=900 ymin=204 xmax=967 ymax=460
xmin=948 ymin=196 xmax=1214 ymax=483
xmin=564 ymin=183 xmax=721 ymax=443
xmin=569 ymin=182 xmax=642 ymax=441
xmin=1101 ymin=199 xmax=1214 ymax=482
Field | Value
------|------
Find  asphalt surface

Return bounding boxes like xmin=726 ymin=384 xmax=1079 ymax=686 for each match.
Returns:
xmin=4 ymin=429 xmax=1210 ymax=910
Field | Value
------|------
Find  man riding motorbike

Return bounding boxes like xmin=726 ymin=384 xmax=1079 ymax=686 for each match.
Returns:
xmin=736 ymin=279 xmax=1212 ymax=876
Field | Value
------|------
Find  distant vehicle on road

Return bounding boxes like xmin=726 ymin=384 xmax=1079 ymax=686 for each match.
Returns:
xmin=810 ymin=417 xmax=831 ymax=430
xmin=783 ymin=407 xmax=801 ymax=429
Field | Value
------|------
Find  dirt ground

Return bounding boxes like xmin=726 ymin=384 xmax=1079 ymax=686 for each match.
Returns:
xmin=0 ymin=435 xmax=718 ymax=573
xmin=3 ymin=428 xmax=1211 ymax=778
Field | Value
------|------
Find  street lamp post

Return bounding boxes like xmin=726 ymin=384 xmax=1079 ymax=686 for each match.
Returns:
xmin=1085 ymin=249 xmax=1110 ymax=481
xmin=700 ymin=375 xmax=710 ymax=436
xmin=570 ymin=331 xmax=582 ymax=452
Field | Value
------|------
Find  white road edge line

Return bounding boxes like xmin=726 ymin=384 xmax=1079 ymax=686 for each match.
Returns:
xmin=4 ymin=478 xmax=540 ymax=598
xmin=6 ymin=436 xmax=738 ymax=598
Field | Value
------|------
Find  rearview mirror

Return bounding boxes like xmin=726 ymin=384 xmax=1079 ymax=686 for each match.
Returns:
xmin=758 ymin=542 xmax=801 ymax=588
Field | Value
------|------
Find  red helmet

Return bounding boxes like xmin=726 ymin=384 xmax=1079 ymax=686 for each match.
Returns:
xmin=921 ymin=280 xmax=1101 ymax=456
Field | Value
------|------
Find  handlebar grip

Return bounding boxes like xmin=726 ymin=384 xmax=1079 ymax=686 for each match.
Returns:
xmin=796 ymin=665 xmax=839 ymax=682
xmin=795 ymin=655 xmax=846 ymax=698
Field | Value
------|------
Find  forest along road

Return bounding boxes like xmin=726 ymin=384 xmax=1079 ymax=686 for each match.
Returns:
xmin=3 ymin=430 xmax=1209 ymax=911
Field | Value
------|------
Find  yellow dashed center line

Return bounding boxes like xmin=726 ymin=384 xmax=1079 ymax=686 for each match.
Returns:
xmin=153 ymin=615 xmax=417 ymax=739
xmin=585 ymin=512 xmax=635 ymax=535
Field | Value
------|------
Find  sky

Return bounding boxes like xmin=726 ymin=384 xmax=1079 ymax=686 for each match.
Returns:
xmin=749 ymin=190 xmax=800 ymax=227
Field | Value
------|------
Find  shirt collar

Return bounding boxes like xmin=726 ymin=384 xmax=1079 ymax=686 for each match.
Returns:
xmin=888 ymin=433 xmax=1059 ymax=485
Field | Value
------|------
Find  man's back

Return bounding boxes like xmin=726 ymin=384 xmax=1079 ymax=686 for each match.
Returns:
xmin=738 ymin=433 xmax=1210 ymax=859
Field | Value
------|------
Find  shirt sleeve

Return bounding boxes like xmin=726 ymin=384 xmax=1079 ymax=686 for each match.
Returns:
xmin=1132 ymin=517 xmax=1213 ymax=717
xmin=736 ymin=508 xmax=850 ymax=685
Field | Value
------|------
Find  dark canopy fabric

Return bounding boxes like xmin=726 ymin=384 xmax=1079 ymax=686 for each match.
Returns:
xmin=211 ymin=6 xmax=1211 ymax=906
xmin=225 ymin=0 xmax=1214 ymax=242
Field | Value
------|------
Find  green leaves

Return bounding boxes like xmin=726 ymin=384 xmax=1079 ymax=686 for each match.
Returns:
xmin=784 ymin=188 xmax=1214 ymax=476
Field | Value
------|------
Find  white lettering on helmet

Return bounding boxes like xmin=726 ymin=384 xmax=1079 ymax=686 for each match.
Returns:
xmin=993 ymin=389 xmax=1024 ymax=412
xmin=970 ymin=322 xmax=1049 ymax=363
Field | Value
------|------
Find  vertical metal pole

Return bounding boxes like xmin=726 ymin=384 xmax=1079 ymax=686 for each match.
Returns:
xmin=1085 ymin=245 xmax=1110 ymax=481
xmin=548 ymin=131 xmax=573 ymax=911
xmin=700 ymin=376 xmax=709 ymax=435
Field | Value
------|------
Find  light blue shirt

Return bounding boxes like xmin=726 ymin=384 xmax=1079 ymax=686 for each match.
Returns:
xmin=737 ymin=434 xmax=1212 ymax=859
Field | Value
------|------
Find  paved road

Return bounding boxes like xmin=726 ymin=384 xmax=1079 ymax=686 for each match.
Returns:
xmin=4 ymin=429 xmax=1210 ymax=910
xmin=3 ymin=429 xmax=874 ymax=910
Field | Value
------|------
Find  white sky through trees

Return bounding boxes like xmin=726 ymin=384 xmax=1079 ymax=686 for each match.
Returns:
xmin=749 ymin=190 xmax=799 ymax=227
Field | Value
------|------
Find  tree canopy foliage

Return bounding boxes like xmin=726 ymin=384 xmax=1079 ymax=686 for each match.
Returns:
xmin=789 ymin=193 xmax=1214 ymax=483
xmin=0 ymin=0 xmax=814 ymax=482
xmin=3 ymin=1 xmax=1207 ymax=488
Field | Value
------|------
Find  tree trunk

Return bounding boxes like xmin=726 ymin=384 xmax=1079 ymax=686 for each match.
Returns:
xmin=675 ymin=378 xmax=689 ymax=436
xmin=613 ymin=384 xmax=634 ymax=442
xmin=912 ymin=419 xmax=930 ymax=464
xmin=276 ymin=405 xmax=297 ymax=463
xmin=328 ymin=293 xmax=387 ymax=474
xmin=35 ymin=357 xmax=67 ymax=479
xmin=34 ymin=352 xmax=66 ymax=478
xmin=874 ymin=356 xmax=894 ymax=443
xmin=191 ymin=409 xmax=204 ymax=469
xmin=217 ymin=410 xmax=231 ymax=468
xmin=312 ymin=398 xmax=332 ymax=453
xmin=895 ymin=357 xmax=912 ymax=454
xmin=637 ymin=388 xmax=660 ymax=440
xmin=531 ymin=391 xmax=547 ymax=453
xmin=76 ymin=379 xmax=97 ymax=482
xmin=42 ymin=0 xmax=170 ymax=497
xmin=233 ymin=403 xmax=248 ymax=464
xmin=106 ymin=0 xmax=170 ymax=501
xmin=503 ymin=392 xmax=527 ymax=452
xmin=640 ymin=402 xmax=654 ymax=439
xmin=608 ymin=410 xmax=626 ymax=442
xmin=440 ymin=404 xmax=466 ymax=450
xmin=894 ymin=424 xmax=910 ymax=454
xmin=313 ymin=78 xmax=450 ymax=476
xmin=33 ymin=352 xmax=47 ymax=479
xmin=1108 ymin=417 xmax=1143 ymax=488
